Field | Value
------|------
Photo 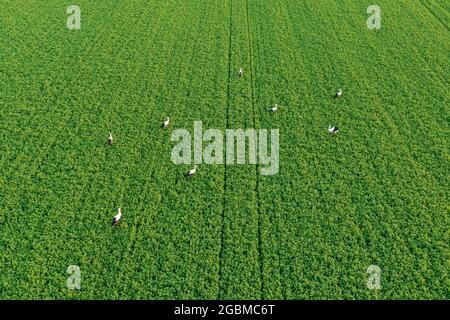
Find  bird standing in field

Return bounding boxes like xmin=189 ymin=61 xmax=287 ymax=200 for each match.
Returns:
xmin=270 ymin=104 xmax=279 ymax=113
xmin=334 ymin=88 xmax=343 ymax=99
xmin=328 ymin=126 xmax=340 ymax=134
xmin=162 ymin=117 xmax=170 ymax=129
xmin=186 ymin=165 xmax=198 ymax=177
xmin=112 ymin=208 xmax=122 ymax=226
xmin=239 ymin=67 xmax=243 ymax=78
xmin=107 ymin=133 xmax=113 ymax=145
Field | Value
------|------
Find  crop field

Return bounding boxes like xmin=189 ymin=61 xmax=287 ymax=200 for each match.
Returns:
xmin=0 ymin=0 xmax=448 ymax=299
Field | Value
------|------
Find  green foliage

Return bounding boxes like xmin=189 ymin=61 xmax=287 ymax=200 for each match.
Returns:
xmin=0 ymin=0 xmax=448 ymax=299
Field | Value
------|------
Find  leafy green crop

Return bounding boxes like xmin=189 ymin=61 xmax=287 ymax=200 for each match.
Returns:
xmin=0 ymin=0 xmax=448 ymax=299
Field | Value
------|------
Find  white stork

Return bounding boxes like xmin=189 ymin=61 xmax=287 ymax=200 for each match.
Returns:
xmin=107 ymin=133 xmax=113 ymax=145
xmin=162 ymin=117 xmax=170 ymax=129
xmin=186 ymin=165 xmax=198 ymax=177
xmin=239 ymin=67 xmax=243 ymax=78
xmin=112 ymin=208 xmax=122 ymax=226
xmin=270 ymin=104 xmax=278 ymax=113
xmin=334 ymin=89 xmax=343 ymax=99
xmin=328 ymin=126 xmax=340 ymax=134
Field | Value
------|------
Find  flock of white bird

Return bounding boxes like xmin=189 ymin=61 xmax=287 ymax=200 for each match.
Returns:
xmin=109 ymin=68 xmax=342 ymax=226
xmin=269 ymin=82 xmax=342 ymax=134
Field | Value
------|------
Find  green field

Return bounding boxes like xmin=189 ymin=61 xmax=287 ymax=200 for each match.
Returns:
xmin=0 ymin=0 xmax=448 ymax=299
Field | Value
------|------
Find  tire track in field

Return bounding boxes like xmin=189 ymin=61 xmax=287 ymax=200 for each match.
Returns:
xmin=245 ymin=0 xmax=264 ymax=299
xmin=217 ymin=0 xmax=233 ymax=299
xmin=123 ymin=2 xmax=230 ymax=297
xmin=253 ymin=0 xmax=294 ymax=300
xmin=417 ymin=0 xmax=450 ymax=32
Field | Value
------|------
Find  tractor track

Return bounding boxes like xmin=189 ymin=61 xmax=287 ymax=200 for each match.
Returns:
xmin=217 ymin=0 xmax=233 ymax=299
xmin=245 ymin=0 xmax=264 ymax=299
